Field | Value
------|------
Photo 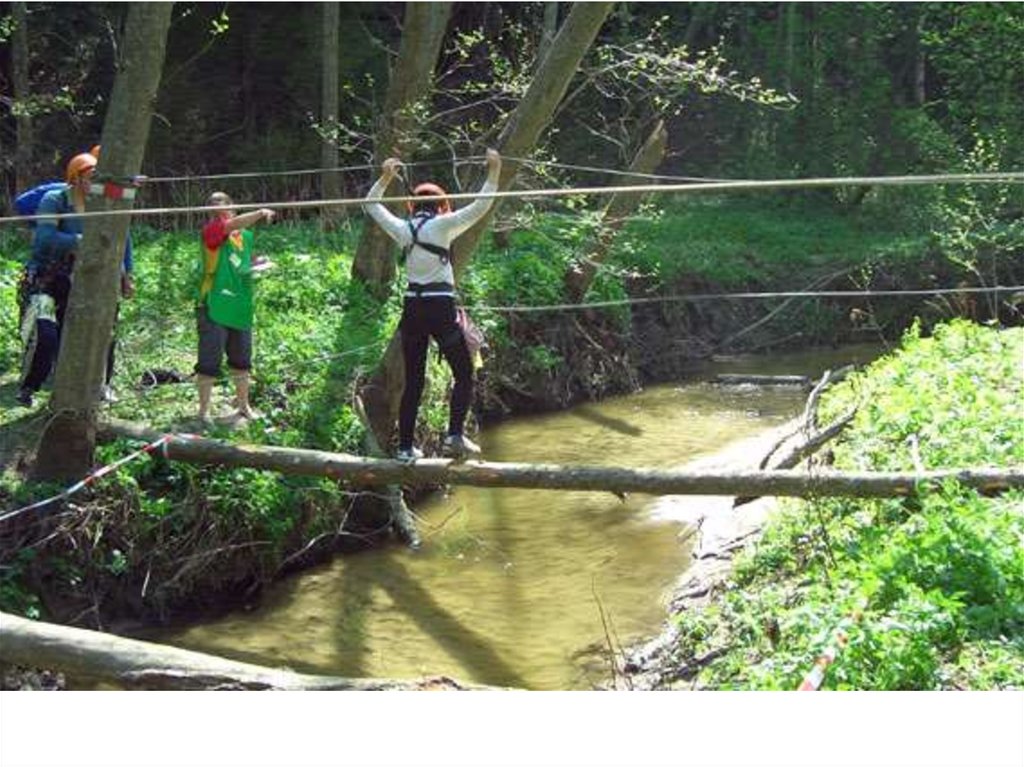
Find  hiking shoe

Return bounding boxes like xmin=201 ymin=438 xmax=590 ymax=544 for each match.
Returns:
xmin=16 ymin=388 xmax=34 ymax=407
xmin=235 ymin=406 xmax=262 ymax=420
xmin=396 ymin=446 xmax=424 ymax=462
xmin=443 ymin=434 xmax=482 ymax=458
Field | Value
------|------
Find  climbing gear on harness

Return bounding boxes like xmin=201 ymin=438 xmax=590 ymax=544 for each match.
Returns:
xmin=403 ymin=215 xmax=452 ymax=266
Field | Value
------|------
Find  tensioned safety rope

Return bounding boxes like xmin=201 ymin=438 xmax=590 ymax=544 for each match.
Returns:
xmin=472 ymin=285 xmax=1024 ymax=314
xmin=2 ymin=171 xmax=1021 ymax=225
xmin=0 ymin=434 xmax=194 ymax=524
xmin=130 ymin=154 xmax=728 ymax=185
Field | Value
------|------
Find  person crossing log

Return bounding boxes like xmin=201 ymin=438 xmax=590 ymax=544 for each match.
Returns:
xmin=93 ymin=420 xmax=1024 ymax=501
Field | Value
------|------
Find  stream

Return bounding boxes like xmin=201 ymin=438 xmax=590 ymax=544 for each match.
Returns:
xmin=152 ymin=344 xmax=883 ymax=689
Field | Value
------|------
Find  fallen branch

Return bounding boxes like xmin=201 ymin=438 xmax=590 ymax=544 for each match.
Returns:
xmin=715 ymin=374 xmax=811 ymax=387
xmin=0 ymin=612 xmax=500 ymax=691
xmin=95 ymin=420 xmax=1024 ymax=500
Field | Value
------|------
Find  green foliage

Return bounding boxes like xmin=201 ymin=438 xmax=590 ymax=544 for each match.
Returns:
xmin=675 ymin=321 xmax=1024 ymax=690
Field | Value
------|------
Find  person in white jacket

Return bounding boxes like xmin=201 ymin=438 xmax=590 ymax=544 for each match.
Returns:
xmin=364 ymin=149 xmax=501 ymax=461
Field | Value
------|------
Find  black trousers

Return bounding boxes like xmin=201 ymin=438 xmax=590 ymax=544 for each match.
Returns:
xmin=20 ymin=267 xmax=117 ymax=393
xmin=399 ymin=295 xmax=473 ymax=450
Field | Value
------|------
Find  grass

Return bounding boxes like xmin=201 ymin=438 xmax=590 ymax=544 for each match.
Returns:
xmin=667 ymin=319 xmax=1024 ymax=690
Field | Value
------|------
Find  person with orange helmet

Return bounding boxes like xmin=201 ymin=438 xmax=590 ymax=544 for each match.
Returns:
xmin=363 ymin=148 xmax=501 ymax=461
xmin=16 ymin=151 xmax=133 ymax=407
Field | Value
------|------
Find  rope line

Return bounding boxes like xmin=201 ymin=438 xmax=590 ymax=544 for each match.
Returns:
xmin=472 ymin=285 xmax=1024 ymax=314
xmin=113 ymin=154 xmax=731 ymax=185
xmin=0 ymin=434 xmax=193 ymax=524
xmin=2 ymin=171 xmax=1021 ymax=226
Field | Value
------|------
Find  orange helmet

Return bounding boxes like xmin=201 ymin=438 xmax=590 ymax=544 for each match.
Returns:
xmin=89 ymin=145 xmax=101 ymax=158
xmin=66 ymin=152 xmax=98 ymax=182
xmin=408 ymin=182 xmax=452 ymax=215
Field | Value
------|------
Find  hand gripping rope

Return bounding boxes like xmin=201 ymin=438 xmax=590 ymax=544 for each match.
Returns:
xmin=0 ymin=434 xmax=195 ymax=525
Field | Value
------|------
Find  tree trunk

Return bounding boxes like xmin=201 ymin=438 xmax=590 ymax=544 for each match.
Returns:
xmin=564 ymin=120 xmax=667 ymax=302
xmin=12 ymin=1 xmax=34 ymax=195
xmin=536 ymin=2 xmax=560 ymax=69
xmin=350 ymin=2 xmax=453 ymax=297
xmin=0 ymin=612 xmax=500 ymax=691
xmin=97 ymin=421 xmax=1024 ymax=499
xmin=32 ymin=3 xmax=173 ymax=481
xmin=360 ymin=2 xmax=614 ymax=450
xmin=320 ymin=2 xmax=342 ymax=225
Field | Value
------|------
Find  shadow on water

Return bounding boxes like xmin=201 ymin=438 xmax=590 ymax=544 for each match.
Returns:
xmin=371 ymin=555 xmax=529 ymax=689
xmin=570 ymin=404 xmax=644 ymax=438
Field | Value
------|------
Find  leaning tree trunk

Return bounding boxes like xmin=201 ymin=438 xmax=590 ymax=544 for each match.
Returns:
xmin=360 ymin=1 xmax=615 ymax=450
xmin=564 ymin=120 xmax=667 ymax=302
xmin=33 ymin=2 xmax=173 ymax=481
xmin=12 ymin=1 xmax=34 ymax=196
xmin=349 ymin=2 xmax=453 ymax=297
xmin=320 ymin=1 xmax=342 ymax=226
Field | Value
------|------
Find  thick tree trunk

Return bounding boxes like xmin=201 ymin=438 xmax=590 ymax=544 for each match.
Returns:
xmin=0 ymin=612 xmax=499 ymax=691
xmin=360 ymin=2 xmax=614 ymax=450
xmin=564 ymin=120 xmax=667 ymax=302
xmin=12 ymin=1 xmax=34 ymax=195
xmin=32 ymin=3 xmax=173 ymax=481
xmin=320 ymin=2 xmax=342 ymax=224
xmin=350 ymin=2 xmax=452 ymax=296
xmin=98 ymin=421 xmax=1024 ymax=499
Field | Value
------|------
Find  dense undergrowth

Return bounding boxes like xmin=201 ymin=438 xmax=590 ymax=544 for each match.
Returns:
xmin=0 ymin=191 xmax=1020 ymax=634
xmin=664 ymin=320 xmax=1024 ymax=690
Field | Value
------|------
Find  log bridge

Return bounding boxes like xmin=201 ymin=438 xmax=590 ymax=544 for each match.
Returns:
xmin=100 ymin=420 xmax=1024 ymax=500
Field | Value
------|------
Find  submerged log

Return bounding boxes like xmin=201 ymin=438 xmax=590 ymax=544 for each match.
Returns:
xmin=0 ymin=612 xmax=498 ymax=690
xmin=96 ymin=420 xmax=1024 ymax=499
xmin=715 ymin=374 xmax=811 ymax=387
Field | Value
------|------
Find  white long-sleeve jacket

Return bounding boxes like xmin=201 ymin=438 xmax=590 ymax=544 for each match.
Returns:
xmin=363 ymin=176 xmax=497 ymax=293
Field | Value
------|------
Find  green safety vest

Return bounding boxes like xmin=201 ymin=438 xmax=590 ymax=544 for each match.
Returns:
xmin=199 ymin=229 xmax=255 ymax=330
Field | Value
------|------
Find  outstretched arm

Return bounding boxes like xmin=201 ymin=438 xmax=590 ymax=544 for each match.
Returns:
xmin=439 ymin=149 xmax=501 ymax=239
xmin=363 ymin=158 xmax=413 ymax=246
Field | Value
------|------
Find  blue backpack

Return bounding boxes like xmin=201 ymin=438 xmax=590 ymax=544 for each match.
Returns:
xmin=14 ymin=181 xmax=65 ymax=225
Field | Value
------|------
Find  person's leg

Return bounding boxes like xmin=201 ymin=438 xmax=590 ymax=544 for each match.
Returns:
xmin=429 ymin=299 xmax=480 ymax=456
xmin=18 ymin=290 xmax=59 ymax=405
xmin=195 ymin=305 xmax=226 ymax=421
xmin=398 ymin=300 xmax=430 ymax=453
xmin=438 ymin=332 xmax=473 ymax=438
xmin=226 ymin=328 xmax=255 ymax=417
xmin=105 ymin=304 xmax=120 ymax=384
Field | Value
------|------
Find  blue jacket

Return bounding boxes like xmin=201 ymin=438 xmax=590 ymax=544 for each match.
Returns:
xmin=31 ymin=185 xmax=133 ymax=274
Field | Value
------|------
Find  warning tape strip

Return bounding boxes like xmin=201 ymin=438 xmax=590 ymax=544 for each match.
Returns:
xmin=0 ymin=434 xmax=193 ymax=525
xmin=796 ymin=604 xmax=867 ymax=691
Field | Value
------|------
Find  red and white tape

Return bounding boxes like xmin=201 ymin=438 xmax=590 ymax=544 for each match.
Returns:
xmin=0 ymin=434 xmax=190 ymax=524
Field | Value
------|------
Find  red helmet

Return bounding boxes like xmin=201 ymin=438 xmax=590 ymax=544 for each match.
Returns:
xmin=408 ymin=182 xmax=452 ymax=215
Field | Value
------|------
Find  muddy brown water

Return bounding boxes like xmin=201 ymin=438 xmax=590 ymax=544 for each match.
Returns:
xmin=152 ymin=344 xmax=883 ymax=689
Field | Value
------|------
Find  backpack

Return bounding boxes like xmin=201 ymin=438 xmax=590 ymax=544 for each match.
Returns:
xmin=402 ymin=214 xmax=452 ymax=266
xmin=14 ymin=181 xmax=66 ymax=225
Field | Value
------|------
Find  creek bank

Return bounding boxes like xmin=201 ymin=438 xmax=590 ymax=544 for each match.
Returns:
xmin=615 ymin=422 xmax=799 ymax=690
xmin=0 ymin=265 xmax=999 ymax=666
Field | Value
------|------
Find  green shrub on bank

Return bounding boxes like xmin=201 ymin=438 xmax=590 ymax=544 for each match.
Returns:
xmin=672 ymin=320 xmax=1024 ymax=690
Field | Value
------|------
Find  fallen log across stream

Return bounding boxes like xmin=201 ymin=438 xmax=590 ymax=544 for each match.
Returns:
xmin=0 ymin=612 xmax=501 ymax=690
xmin=98 ymin=420 xmax=1024 ymax=499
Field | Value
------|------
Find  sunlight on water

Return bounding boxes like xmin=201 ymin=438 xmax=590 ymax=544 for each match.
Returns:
xmin=154 ymin=345 xmax=881 ymax=689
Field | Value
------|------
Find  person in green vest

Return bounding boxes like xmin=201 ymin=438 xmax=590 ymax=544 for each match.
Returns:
xmin=195 ymin=191 xmax=276 ymax=424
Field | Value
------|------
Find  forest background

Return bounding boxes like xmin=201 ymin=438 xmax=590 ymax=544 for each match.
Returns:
xmin=0 ymin=2 xmax=1022 ymax=691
